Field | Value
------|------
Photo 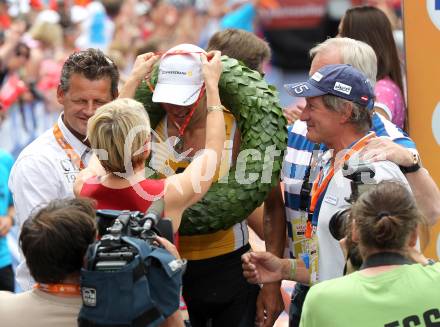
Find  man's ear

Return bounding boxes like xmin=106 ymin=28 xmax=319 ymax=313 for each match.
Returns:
xmin=56 ymin=85 xmax=65 ymax=105
xmin=339 ymin=101 xmax=353 ymax=124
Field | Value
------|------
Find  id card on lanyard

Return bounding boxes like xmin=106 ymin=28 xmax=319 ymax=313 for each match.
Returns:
xmin=304 ymin=132 xmax=376 ymax=284
xmin=291 ymin=143 xmax=322 ymax=284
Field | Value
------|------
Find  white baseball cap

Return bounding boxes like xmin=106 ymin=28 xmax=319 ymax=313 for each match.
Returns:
xmin=152 ymin=44 xmax=206 ymax=106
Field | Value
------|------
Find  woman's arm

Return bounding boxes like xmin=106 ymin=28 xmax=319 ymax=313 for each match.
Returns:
xmin=118 ymin=53 xmax=159 ymax=99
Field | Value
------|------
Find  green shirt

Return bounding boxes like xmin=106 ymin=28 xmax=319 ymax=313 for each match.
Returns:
xmin=300 ymin=263 xmax=440 ymax=327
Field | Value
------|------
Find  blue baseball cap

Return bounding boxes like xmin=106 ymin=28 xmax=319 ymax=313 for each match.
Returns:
xmin=284 ymin=64 xmax=375 ymax=110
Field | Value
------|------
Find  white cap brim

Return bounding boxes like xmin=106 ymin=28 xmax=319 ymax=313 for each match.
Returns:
xmin=152 ymin=83 xmax=203 ymax=106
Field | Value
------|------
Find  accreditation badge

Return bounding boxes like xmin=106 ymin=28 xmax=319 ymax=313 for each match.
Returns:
xmin=291 ymin=212 xmax=320 ymax=284
xmin=306 ymin=232 xmax=319 ymax=284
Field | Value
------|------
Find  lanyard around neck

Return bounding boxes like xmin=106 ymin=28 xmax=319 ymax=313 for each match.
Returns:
xmin=53 ymin=123 xmax=85 ymax=170
xmin=35 ymin=283 xmax=81 ymax=296
xmin=305 ymin=132 xmax=376 ymax=238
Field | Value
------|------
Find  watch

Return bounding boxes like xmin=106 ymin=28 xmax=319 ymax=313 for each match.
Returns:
xmin=399 ymin=151 xmax=421 ymax=174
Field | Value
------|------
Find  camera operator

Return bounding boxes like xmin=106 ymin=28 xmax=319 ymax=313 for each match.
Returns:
xmin=0 ymin=198 xmax=96 ymax=327
xmin=300 ymin=181 xmax=440 ymax=327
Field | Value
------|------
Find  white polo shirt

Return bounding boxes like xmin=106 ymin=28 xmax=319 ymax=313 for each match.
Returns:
xmin=9 ymin=114 xmax=92 ymax=290
xmin=316 ymin=157 xmax=410 ymax=282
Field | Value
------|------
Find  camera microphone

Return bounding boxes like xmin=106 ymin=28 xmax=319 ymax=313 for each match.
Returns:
xmin=143 ymin=198 xmax=164 ymax=230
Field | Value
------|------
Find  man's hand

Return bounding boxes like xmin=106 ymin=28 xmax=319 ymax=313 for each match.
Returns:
xmin=256 ymin=283 xmax=284 ymax=327
xmin=0 ymin=216 xmax=13 ymax=236
xmin=360 ymin=137 xmax=414 ymax=166
xmin=242 ymin=251 xmax=285 ymax=284
xmin=283 ymin=99 xmax=305 ymax=125
xmin=283 ymin=106 xmax=302 ymax=125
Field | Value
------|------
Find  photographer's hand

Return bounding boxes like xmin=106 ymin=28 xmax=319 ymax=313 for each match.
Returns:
xmin=154 ymin=236 xmax=180 ymax=259
xmin=406 ymin=246 xmax=430 ymax=265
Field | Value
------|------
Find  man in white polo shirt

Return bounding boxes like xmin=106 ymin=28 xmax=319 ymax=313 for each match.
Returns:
xmin=283 ymin=63 xmax=409 ymax=283
xmin=9 ymin=48 xmax=118 ymax=290
xmin=8 ymin=48 xmax=158 ymax=291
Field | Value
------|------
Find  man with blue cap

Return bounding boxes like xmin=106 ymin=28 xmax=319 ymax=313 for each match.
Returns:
xmin=281 ymin=63 xmax=409 ymax=285
xmin=242 ymin=64 xmax=410 ymax=293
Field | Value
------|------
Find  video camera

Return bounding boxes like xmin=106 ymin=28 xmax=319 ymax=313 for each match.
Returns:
xmin=87 ymin=199 xmax=174 ymax=271
xmin=79 ymin=199 xmax=184 ymax=327
xmin=86 ymin=199 xmax=175 ymax=272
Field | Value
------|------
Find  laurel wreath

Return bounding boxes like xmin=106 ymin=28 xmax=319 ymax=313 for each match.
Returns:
xmin=135 ymin=56 xmax=287 ymax=235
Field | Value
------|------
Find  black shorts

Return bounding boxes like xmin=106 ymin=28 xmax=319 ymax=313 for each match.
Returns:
xmin=182 ymin=244 xmax=260 ymax=327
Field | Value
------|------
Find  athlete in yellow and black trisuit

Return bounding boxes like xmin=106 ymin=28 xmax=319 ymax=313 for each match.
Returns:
xmin=151 ymin=109 xmax=260 ymax=326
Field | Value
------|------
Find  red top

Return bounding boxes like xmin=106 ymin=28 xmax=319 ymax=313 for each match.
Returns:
xmin=80 ymin=177 xmax=165 ymax=212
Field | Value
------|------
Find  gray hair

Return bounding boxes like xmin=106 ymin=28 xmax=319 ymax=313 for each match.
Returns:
xmin=322 ymin=95 xmax=372 ymax=133
xmin=310 ymin=37 xmax=378 ymax=86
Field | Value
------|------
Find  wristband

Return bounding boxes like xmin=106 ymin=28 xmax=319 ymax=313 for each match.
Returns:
xmin=288 ymin=259 xmax=297 ymax=280
xmin=207 ymin=104 xmax=225 ymax=113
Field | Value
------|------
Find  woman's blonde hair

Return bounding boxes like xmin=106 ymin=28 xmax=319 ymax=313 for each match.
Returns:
xmin=87 ymin=98 xmax=151 ymax=173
